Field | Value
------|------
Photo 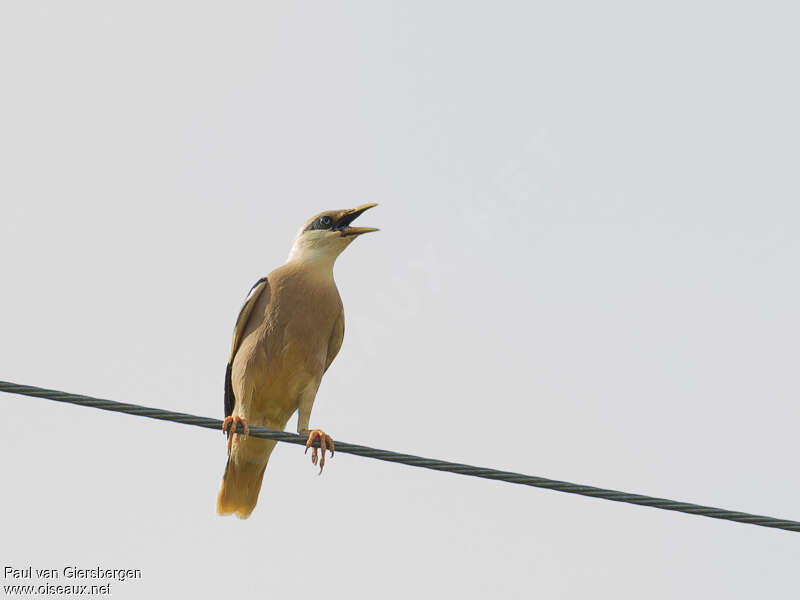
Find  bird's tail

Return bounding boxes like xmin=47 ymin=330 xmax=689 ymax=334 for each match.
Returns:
xmin=217 ymin=438 xmax=276 ymax=519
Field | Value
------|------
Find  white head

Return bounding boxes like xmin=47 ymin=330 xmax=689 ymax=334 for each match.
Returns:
xmin=287 ymin=203 xmax=379 ymax=266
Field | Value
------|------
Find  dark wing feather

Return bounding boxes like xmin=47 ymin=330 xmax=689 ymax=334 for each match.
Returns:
xmin=224 ymin=362 xmax=235 ymax=418
xmin=223 ymin=276 xmax=269 ymax=418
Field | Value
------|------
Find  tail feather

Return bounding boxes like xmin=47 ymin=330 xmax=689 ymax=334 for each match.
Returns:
xmin=217 ymin=439 xmax=276 ymax=519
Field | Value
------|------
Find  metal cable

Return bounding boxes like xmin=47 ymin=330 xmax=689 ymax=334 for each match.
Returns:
xmin=1 ymin=380 xmax=798 ymax=533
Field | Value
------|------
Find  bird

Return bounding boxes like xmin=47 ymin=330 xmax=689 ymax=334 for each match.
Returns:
xmin=216 ymin=204 xmax=378 ymax=519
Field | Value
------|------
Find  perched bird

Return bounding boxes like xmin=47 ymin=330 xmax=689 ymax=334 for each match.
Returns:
xmin=217 ymin=204 xmax=378 ymax=519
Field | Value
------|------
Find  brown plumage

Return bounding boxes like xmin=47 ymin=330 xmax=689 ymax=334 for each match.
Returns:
xmin=217 ymin=204 xmax=377 ymax=518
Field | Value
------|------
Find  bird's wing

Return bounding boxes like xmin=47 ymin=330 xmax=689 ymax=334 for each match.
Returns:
xmin=324 ymin=309 xmax=345 ymax=373
xmin=224 ymin=277 xmax=270 ymax=418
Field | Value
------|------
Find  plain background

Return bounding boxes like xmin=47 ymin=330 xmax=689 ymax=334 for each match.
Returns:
xmin=2 ymin=2 xmax=799 ymax=598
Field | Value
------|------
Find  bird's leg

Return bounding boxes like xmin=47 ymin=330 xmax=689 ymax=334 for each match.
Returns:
xmin=296 ymin=384 xmax=334 ymax=474
xmin=222 ymin=416 xmax=250 ymax=455
xmin=300 ymin=429 xmax=335 ymax=474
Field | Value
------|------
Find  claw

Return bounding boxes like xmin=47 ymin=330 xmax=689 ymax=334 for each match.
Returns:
xmin=319 ymin=435 xmax=327 ymax=471
xmin=222 ymin=416 xmax=249 ymax=455
xmin=304 ymin=429 xmax=335 ymax=474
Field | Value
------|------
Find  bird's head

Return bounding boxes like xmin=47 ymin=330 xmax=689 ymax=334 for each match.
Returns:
xmin=287 ymin=203 xmax=379 ymax=265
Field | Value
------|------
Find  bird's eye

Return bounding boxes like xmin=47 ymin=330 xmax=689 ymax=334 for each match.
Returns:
xmin=320 ymin=216 xmax=333 ymax=228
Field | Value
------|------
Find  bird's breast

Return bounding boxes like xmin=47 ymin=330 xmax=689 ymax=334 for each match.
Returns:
xmin=231 ymin=270 xmax=342 ymax=427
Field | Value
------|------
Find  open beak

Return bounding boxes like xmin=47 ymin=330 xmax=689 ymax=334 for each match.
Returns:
xmin=337 ymin=203 xmax=379 ymax=237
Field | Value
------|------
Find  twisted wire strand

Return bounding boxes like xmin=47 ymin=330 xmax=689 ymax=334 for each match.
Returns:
xmin=1 ymin=380 xmax=798 ymax=533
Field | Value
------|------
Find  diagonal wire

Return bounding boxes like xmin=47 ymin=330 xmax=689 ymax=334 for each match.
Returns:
xmin=1 ymin=380 xmax=798 ymax=533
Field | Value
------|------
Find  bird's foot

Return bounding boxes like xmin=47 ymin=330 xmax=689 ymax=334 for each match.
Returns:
xmin=304 ymin=429 xmax=335 ymax=475
xmin=222 ymin=416 xmax=250 ymax=454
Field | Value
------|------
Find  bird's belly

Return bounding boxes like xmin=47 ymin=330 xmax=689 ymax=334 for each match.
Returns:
xmin=232 ymin=335 xmax=325 ymax=429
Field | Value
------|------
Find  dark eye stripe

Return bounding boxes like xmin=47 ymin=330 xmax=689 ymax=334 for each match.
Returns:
xmin=305 ymin=215 xmax=334 ymax=232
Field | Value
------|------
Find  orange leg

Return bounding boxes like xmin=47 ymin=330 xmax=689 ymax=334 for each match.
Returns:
xmin=222 ymin=416 xmax=250 ymax=454
xmin=304 ymin=430 xmax=335 ymax=475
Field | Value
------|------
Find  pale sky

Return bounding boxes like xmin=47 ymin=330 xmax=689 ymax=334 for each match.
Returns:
xmin=2 ymin=2 xmax=799 ymax=598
